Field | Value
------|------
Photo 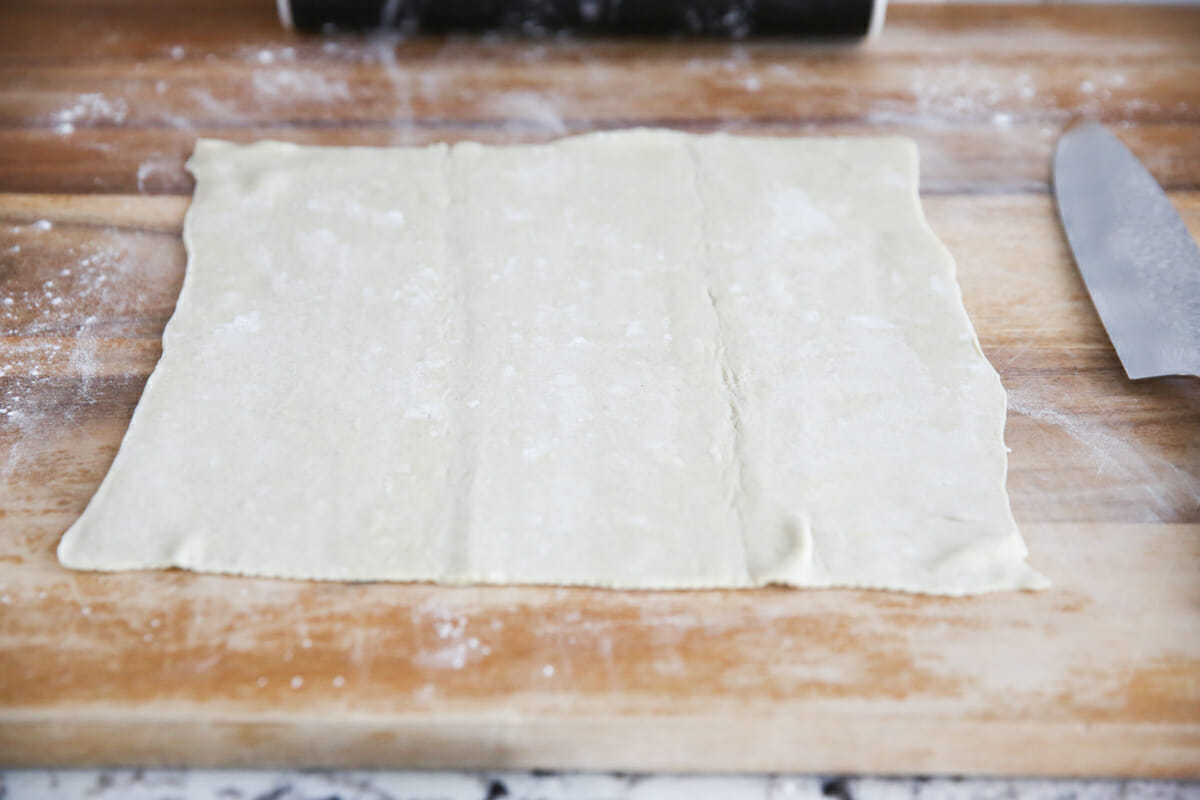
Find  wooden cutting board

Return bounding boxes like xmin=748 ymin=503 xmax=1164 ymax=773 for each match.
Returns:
xmin=1 ymin=0 xmax=1198 ymax=777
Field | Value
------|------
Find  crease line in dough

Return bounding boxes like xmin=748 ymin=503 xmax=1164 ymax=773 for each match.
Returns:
xmin=686 ymin=137 xmax=754 ymax=583
xmin=444 ymin=143 xmax=476 ymax=579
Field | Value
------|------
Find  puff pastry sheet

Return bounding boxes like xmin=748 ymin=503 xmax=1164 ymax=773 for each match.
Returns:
xmin=58 ymin=130 xmax=1047 ymax=594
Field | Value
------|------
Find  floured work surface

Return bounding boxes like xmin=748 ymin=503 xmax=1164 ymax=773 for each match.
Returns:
xmin=57 ymin=130 xmax=1044 ymax=594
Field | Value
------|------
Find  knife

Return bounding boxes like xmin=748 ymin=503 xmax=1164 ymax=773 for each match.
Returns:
xmin=1053 ymin=122 xmax=1200 ymax=380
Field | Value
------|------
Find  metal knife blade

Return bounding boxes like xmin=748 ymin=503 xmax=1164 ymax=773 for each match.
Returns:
xmin=1053 ymin=122 xmax=1200 ymax=379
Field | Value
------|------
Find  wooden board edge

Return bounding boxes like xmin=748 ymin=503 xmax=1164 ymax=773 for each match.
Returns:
xmin=2 ymin=712 xmax=1198 ymax=778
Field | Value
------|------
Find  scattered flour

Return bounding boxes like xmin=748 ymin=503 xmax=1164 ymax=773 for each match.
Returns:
xmin=136 ymin=153 xmax=180 ymax=193
xmin=409 ymin=600 xmax=494 ymax=671
xmin=251 ymin=69 xmax=351 ymax=101
xmin=367 ymin=36 xmax=419 ymax=145
xmin=50 ymin=93 xmax=130 ymax=130
xmin=2 ymin=229 xmax=139 ymax=487
xmin=901 ymin=63 xmax=1043 ymax=124
xmin=485 ymin=90 xmax=568 ymax=135
xmin=1007 ymin=386 xmax=1200 ymax=523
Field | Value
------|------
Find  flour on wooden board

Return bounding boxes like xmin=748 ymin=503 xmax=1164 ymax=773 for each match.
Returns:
xmin=1 ymin=222 xmax=140 ymax=485
xmin=1007 ymin=387 xmax=1199 ymax=524
xmin=50 ymin=92 xmax=129 ymax=136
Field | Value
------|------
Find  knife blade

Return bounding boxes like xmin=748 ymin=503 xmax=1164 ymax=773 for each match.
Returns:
xmin=1053 ymin=122 xmax=1200 ymax=380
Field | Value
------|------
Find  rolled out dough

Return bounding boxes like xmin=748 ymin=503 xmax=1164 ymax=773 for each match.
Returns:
xmin=58 ymin=130 xmax=1047 ymax=594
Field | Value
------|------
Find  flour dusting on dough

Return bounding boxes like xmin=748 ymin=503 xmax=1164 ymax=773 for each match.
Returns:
xmin=57 ymin=131 xmax=1046 ymax=595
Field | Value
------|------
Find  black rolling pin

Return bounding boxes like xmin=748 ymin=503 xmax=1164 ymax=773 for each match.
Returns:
xmin=279 ymin=0 xmax=887 ymax=38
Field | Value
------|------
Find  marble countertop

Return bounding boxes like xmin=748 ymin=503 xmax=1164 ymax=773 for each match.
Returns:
xmin=2 ymin=771 xmax=1197 ymax=800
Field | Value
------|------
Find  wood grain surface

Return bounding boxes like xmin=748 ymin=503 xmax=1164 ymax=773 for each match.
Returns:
xmin=1 ymin=0 xmax=1198 ymax=776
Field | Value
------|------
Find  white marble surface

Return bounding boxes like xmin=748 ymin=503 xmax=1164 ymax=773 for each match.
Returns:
xmin=2 ymin=771 xmax=1198 ymax=800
